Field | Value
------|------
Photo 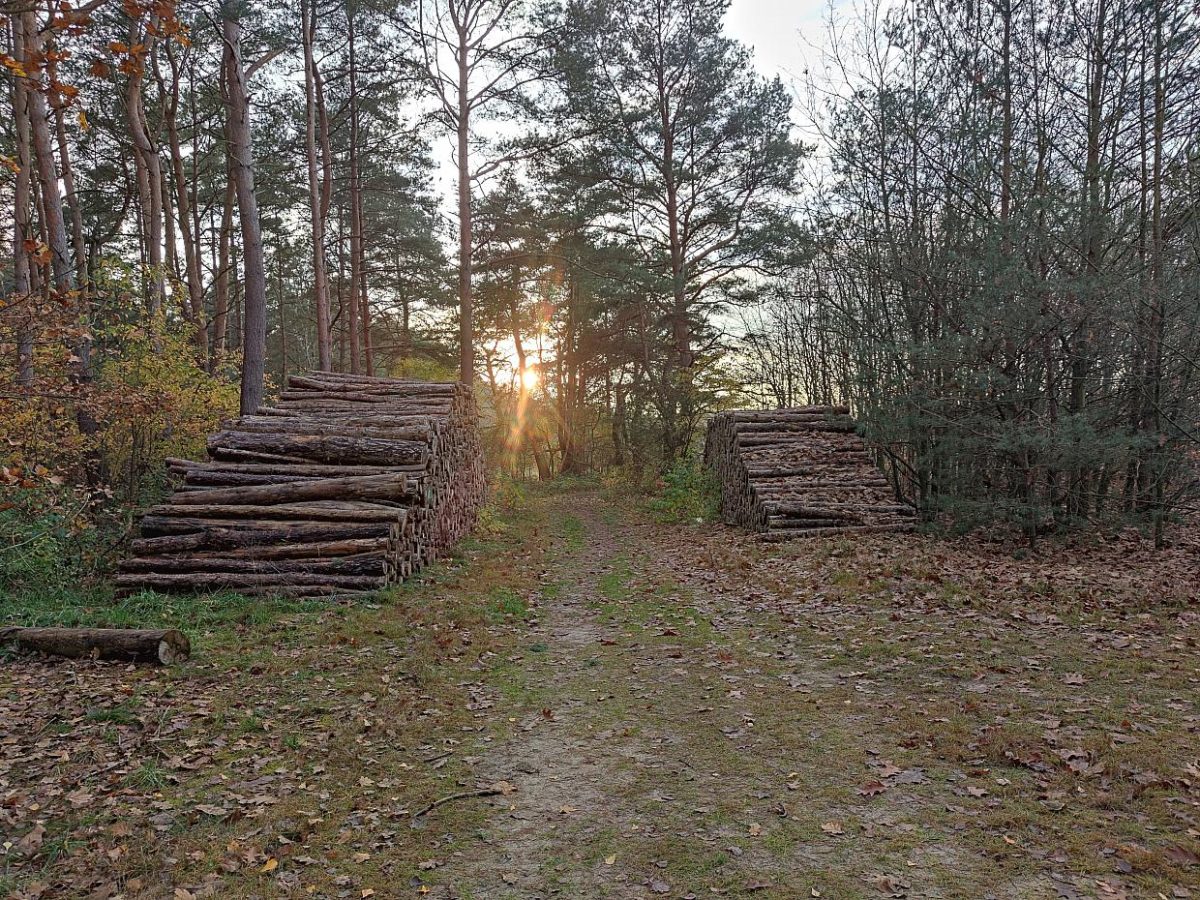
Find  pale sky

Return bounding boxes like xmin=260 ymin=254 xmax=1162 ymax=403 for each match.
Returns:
xmin=726 ymin=0 xmax=838 ymax=87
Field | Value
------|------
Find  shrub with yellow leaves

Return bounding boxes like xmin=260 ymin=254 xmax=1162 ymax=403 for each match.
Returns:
xmin=0 ymin=321 xmax=238 ymax=590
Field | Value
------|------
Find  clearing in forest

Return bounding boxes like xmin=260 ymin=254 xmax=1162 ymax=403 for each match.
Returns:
xmin=2 ymin=484 xmax=1198 ymax=899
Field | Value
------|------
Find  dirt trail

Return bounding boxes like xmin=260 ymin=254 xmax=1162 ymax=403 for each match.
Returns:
xmin=438 ymin=497 xmax=653 ymax=897
xmin=425 ymin=492 xmax=1049 ymax=899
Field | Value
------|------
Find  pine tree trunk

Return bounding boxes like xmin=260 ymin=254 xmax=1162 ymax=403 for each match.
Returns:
xmin=222 ymin=13 xmax=267 ymax=415
xmin=302 ymin=0 xmax=332 ymax=371
xmin=347 ymin=4 xmax=363 ymax=375
xmin=456 ymin=21 xmax=473 ymax=384
xmin=9 ymin=12 xmax=35 ymax=386
xmin=163 ymin=42 xmax=208 ymax=357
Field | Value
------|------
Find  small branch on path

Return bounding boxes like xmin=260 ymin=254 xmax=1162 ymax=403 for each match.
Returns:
xmin=410 ymin=785 xmax=506 ymax=818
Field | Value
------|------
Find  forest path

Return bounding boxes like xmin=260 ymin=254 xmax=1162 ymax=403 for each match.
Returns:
xmin=425 ymin=491 xmax=1044 ymax=899
xmin=5 ymin=486 xmax=1194 ymax=900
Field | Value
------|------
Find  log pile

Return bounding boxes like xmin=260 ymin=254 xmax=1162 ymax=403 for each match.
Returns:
xmin=703 ymin=407 xmax=916 ymax=539
xmin=116 ymin=372 xmax=486 ymax=598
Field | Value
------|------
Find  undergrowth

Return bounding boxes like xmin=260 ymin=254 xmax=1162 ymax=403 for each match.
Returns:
xmin=641 ymin=459 xmax=719 ymax=524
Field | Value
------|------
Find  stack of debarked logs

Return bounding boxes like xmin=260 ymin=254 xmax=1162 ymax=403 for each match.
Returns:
xmin=116 ymin=372 xmax=486 ymax=598
xmin=703 ymin=407 xmax=916 ymax=539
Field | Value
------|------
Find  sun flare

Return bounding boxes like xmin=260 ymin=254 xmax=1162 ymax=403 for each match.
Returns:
xmin=520 ymin=367 xmax=540 ymax=391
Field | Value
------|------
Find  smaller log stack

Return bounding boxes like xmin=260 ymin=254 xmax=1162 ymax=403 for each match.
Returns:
xmin=116 ymin=372 xmax=486 ymax=598
xmin=703 ymin=407 xmax=916 ymax=539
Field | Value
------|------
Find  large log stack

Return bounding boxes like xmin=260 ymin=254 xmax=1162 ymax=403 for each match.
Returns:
xmin=704 ymin=407 xmax=916 ymax=539
xmin=116 ymin=372 xmax=486 ymax=598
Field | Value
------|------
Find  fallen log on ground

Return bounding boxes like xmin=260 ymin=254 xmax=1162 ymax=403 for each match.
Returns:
xmin=0 ymin=627 xmax=191 ymax=664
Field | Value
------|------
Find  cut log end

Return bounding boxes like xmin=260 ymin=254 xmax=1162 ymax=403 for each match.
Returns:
xmin=705 ymin=407 xmax=915 ymax=539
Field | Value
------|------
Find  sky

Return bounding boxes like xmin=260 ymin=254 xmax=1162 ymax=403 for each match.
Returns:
xmin=725 ymin=0 xmax=839 ymax=87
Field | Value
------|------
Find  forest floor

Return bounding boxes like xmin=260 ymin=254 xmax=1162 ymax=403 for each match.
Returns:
xmin=2 ymin=483 xmax=1199 ymax=900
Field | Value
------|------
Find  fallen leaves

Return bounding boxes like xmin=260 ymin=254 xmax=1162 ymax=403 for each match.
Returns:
xmin=858 ymin=780 xmax=887 ymax=797
xmin=4 ymin=494 xmax=1200 ymax=900
xmin=16 ymin=823 xmax=46 ymax=855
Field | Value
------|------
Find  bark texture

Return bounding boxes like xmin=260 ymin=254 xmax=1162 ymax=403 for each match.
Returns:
xmin=1 ymin=627 xmax=191 ymax=665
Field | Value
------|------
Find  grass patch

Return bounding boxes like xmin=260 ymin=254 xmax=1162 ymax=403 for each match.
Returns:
xmin=126 ymin=761 xmax=170 ymax=791
xmin=562 ymin=515 xmax=586 ymax=551
xmin=84 ymin=700 xmax=140 ymax=726
xmin=598 ymin=559 xmax=632 ymax=601
xmin=489 ymin=587 xmax=531 ymax=621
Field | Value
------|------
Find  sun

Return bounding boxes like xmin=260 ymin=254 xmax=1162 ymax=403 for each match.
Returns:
xmin=520 ymin=367 xmax=539 ymax=391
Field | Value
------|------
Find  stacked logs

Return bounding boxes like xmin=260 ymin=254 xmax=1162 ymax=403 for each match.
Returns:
xmin=703 ymin=407 xmax=916 ymax=539
xmin=115 ymin=372 xmax=486 ymax=598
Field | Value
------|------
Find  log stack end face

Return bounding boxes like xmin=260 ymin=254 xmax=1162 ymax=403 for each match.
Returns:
xmin=703 ymin=407 xmax=916 ymax=539
xmin=117 ymin=372 xmax=487 ymax=599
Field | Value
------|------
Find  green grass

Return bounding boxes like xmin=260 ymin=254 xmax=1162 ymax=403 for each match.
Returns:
xmin=489 ymin=587 xmax=531 ymax=620
xmin=126 ymin=761 xmax=170 ymax=791
xmin=562 ymin=515 xmax=586 ymax=551
xmin=0 ymin=584 xmax=338 ymax=633
xmin=597 ymin=559 xmax=632 ymax=601
xmin=84 ymin=701 xmax=140 ymax=726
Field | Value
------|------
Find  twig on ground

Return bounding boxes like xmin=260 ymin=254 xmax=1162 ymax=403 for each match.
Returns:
xmin=410 ymin=785 xmax=504 ymax=818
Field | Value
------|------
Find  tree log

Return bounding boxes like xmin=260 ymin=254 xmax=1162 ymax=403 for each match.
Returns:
xmin=0 ymin=627 xmax=191 ymax=664
xmin=170 ymin=472 xmax=413 ymax=507
xmin=142 ymin=501 xmax=407 ymax=523
xmin=136 ymin=518 xmax=394 ymax=541
xmin=208 ymin=431 xmax=428 ymax=466
xmin=119 ymin=552 xmax=386 ymax=576
xmin=113 ymin=572 xmax=382 ymax=591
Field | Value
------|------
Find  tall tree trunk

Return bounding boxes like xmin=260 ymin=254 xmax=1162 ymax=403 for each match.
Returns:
xmin=25 ymin=12 xmax=97 ymax=447
xmin=346 ymin=2 xmax=362 ymax=375
xmin=660 ymin=81 xmax=690 ymax=460
xmin=10 ymin=13 xmax=35 ymax=386
xmin=27 ymin=49 xmax=73 ymax=294
xmin=277 ymin=251 xmax=287 ymax=382
xmin=211 ymin=173 xmax=235 ymax=369
xmin=125 ymin=18 xmax=165 ymax=314
xmin=51 ymin=104 xmax=86 ymax=296
xmin=221 ymin=13 xmax=267 ymax=415
xmin=358 ymin=201 xmax=373 ymax=374
xmin=162 ymin=42 xmax=208 ymax=356
xmin=301 ymin=0 xmax=332 ymax=371
xmin=1069 ymin=0 xmax=1109 ymax=519
xmin=456 ymin=20 xmax=473 ymax=384
xmin=1146 ymin=5 xmax=1166 ymax=545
